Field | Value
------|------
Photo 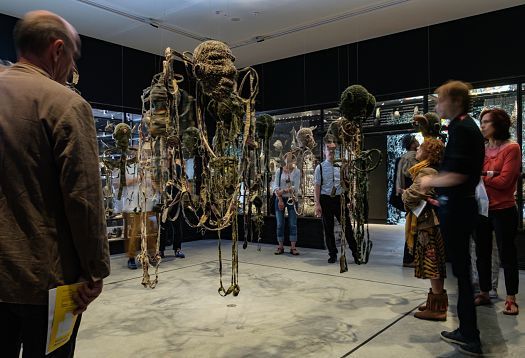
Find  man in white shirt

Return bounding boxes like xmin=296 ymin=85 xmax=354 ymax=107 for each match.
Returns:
xmin=314 ymin=142 xmax=358 ymax=263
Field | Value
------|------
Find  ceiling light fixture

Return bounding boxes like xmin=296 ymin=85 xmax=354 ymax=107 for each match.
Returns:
xmin=76 ymin=0 xmax=210 ymax=42
xmin=231 ymin=0 xmax=411 ymax=48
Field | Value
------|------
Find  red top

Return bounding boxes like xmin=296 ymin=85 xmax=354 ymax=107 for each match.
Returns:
xmin=482 ymin=142 xmax=521 ymax=210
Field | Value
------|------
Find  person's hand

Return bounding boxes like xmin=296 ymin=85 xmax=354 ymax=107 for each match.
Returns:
xmin=73 ymin=280 xmax=104 ymax=315
xmin=419 ymin=175 xmax=433 ymax=191
xmin=314 ymin=203 xmax=322 ymax=217
xmin=278 ymin=198 xmax=285 ymax=211
xmin=427 ymin=198 xmax=439 ymax=207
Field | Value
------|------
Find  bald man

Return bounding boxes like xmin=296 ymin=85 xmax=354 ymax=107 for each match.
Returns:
xmin=0 ymin=11 xmax=110 ymax=357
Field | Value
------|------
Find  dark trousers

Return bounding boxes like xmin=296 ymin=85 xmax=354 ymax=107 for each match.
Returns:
xmin=0 ymin=302 xmax=81 ymax=358
xmin=439 ymin=196 xmax=480 ymax=342
xmin=320 ymin=194 xmax=357 ymax=257
xmin=474 ymin=206 xmax=519 ymax=295
xmin=159 ymin=214 xmax=183 ymax=252
xmin=403 ymin=240 xmax=414 ymax=264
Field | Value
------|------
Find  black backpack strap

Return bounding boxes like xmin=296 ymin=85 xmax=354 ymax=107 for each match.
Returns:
xmin=278 ymin=167 xmax=282 ymax=188
xmin=319 ymin=163 xmax=323 ymax=186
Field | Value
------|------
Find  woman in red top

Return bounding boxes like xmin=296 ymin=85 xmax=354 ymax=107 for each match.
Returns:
xmin=474 ymin=108 xmax=520 ymax=315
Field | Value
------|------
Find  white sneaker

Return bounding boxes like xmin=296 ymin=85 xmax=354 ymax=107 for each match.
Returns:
xmin=489 ymin=289 xmax=498 ymax=299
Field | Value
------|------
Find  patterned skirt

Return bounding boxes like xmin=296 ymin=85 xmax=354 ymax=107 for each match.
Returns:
xmin=414 ymin=226 xmax=446 ymax=279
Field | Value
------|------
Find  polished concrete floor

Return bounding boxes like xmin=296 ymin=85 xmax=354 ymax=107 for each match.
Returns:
xmin=76 ymin=224 xmax=525 ymax=357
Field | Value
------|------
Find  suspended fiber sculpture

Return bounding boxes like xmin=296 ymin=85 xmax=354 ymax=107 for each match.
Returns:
xmin=138 ymin=41 xmax=259 ymax=294
xmin=326 ymin=85 xmax=382 ymax=272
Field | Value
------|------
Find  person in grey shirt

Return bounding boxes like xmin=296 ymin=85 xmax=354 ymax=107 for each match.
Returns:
xmin=314 ymin=142 xmax=358 ymax=263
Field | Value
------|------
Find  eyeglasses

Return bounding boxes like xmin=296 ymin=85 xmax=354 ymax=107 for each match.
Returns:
xmin=66 ymin=66 xmax=80 ymax=94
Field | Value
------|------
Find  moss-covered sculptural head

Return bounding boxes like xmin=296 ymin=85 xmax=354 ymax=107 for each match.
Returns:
xmin=113 ymin=123 xmax=132 ymax=151
xmin=339 ymin=85 xmax=376 ymax=123
xmin=144 ymin=81 xmax=170 ymax=137
xmin=325 ymin=118 xmax=344 ymax=144
xmin=182 ymin=126 xmax=201 ymax=156
xmin=296 ymin=126 xmax=317 ymax=150
xmin=413 ymin=112 xmax=441 ymax=138
xmin=255 ymin=114 xmax=275 ymax=141
xmin=193 ymin=40 xmax=237 ymax=102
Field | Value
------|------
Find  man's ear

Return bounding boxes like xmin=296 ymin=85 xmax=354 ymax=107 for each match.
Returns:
xmin=52 ymin=39 xmax=65 ymax=62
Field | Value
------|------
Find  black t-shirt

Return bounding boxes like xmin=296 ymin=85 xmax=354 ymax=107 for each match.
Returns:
xmin=439 ymin=115 xmax=484 ymax=198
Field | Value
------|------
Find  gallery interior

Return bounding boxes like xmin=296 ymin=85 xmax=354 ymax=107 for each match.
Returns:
xmin=1 ymin=1 xmax=525 ymax=357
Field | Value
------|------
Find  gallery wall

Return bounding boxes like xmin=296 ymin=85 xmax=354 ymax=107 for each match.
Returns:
xmin=1 ymin=5 xmax=524 ymax=113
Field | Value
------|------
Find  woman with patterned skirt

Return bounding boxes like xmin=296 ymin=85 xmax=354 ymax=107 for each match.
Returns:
xmin=402 ymin=138 xmax=447 ymax=321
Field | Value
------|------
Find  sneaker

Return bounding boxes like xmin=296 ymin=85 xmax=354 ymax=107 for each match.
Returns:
xmin=328 ymin=255 xmax=337 ymax=264
xmin=458 ymin=342 xmax=483 ymax=356
xmin=127 ymin=258 xmax=137 ymax=270
xmin=175 ymin=249 xmax=185 ymax=258
xmin=489 ymin=289 xmax=498 ymax=299
xmin=440 ymin=329 xmax=468 ymax=346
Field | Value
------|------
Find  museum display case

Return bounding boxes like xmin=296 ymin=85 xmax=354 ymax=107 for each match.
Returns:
xmin=266 ymin=110 xmax=322 ymax=216
xmin=93 ymin=108 xmax=141 ymax=240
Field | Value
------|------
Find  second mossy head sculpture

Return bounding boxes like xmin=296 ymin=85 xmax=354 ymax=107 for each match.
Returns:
xmin=255 ymin=114 xmax=275 ymax=141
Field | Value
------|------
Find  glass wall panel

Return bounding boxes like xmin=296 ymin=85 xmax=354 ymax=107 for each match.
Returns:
xmin=386 ymin=132 xmax=424 ymax=224
xmin=268 ymin=110 xmax=322 ymax=216
xmin=375 ymin=96 xmax=425 ymax=127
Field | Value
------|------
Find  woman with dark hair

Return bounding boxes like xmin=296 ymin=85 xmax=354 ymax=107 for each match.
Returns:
xmin=402 ymin=138 xmax=447 ymax=321
xmin=474 ymin=107 xmax=520 ymax=315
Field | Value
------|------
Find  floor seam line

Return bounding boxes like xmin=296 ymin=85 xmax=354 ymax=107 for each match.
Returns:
xmin=105 ymin=260 xmax=217 ymax=285
xmin=340 ymin=303 xmax=421 ymax=357
xmin=232 ymin=259 xmax=426 ymax=290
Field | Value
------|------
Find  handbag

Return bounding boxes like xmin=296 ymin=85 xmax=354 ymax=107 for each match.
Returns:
xmin=475 ymin=179 xmax=489 ymax=217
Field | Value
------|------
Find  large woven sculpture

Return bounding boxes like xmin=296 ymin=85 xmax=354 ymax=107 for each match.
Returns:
xmin=329 ymin=85 xmax=382 ymax=272
xmin=137 ymin=43 xmax=260 ymax=295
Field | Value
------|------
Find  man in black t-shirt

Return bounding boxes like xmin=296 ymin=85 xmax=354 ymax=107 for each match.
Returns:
xmin=420 ymin=81 xmax=484 ymax=356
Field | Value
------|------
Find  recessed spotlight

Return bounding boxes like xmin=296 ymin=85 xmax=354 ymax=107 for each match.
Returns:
xmin=231 ymin=17 xmax=240 ymax=21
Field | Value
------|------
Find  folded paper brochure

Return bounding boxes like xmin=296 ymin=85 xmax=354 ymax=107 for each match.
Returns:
xmin=46 ymin=282 xmax=83 ymax=354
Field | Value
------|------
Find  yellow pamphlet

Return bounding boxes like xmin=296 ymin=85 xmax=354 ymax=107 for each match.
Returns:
xmin=46 ymin=282 xmax=83 ymax=354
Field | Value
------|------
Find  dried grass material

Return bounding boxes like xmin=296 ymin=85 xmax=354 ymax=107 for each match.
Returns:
xmin=193 ymin=40 xmax=237 ymax=102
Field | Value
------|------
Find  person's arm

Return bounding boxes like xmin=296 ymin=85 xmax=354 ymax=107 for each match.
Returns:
xmin=291 ymin=168 xmax=301 ymax=195
xmin=484 ymin=144 xmax=521 ymax=190
xmin=313 ymin=165 xmax=322 ymax=217
xmin=271 ymin=170 xmax=281 ymax=196
xmin=419 ymin=171 xmax=467 ymax=191
xmin=395 ymin=158 xmax=405 ymax=194
xmin=52 ymin=97 xmax=110 ymax=282
xmin=402 ymin=170 xmax=434 ymax=209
